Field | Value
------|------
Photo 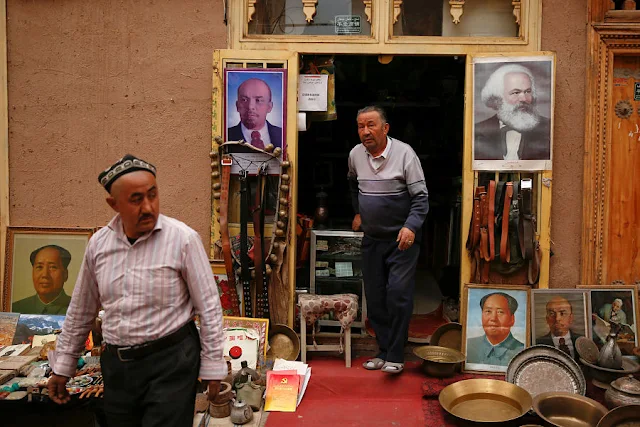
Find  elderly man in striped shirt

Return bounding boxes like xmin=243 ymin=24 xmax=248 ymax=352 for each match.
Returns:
xmin=47 ymin=155 xmax=226 ymax=427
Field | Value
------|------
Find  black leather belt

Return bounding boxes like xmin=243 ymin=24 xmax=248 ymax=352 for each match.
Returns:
xmin=105 ymin=321 xmax=195 ymax=362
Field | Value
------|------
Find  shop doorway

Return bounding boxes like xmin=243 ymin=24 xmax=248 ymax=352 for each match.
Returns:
xmin=296 ymin=55 xmax=465 ymax=322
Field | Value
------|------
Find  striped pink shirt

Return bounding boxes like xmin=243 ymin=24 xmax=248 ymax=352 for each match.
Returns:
xmin=49 ymin=214 xmax=227 ymax=380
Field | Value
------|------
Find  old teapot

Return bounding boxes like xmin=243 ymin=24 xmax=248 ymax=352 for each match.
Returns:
xmin=229 ymin=399 xmax=253 ymax=425
xmin=597 ymin=331 xmax=623 ymax=370
xmin=605 ymin=375 xmax=640 ymax=409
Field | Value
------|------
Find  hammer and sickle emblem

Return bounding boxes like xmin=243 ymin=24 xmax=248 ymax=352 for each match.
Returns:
xmin=280 ymin=378 xmax=288 ymax=384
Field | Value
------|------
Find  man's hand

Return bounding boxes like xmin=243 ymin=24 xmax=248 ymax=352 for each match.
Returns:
xmin=352 ymin=214 xmax=362 ymax=232
xmin=207 ymin=380 xmax=221 ymax=403
xmin=396 ymin=227 xmax=416 ymax=251
xmin=47 ymin=374 xmax=71 ymax=404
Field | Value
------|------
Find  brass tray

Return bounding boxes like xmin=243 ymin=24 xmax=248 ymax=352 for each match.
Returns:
xmin=597 ymin=404 xmax=640 ymax=427
xmin=429 ymin=322 xmax=462 ymax=351
xmin=439 ymin=378 xmax=531 ymax=423
xmin=506 ymin=344 xmax=586 ymax=399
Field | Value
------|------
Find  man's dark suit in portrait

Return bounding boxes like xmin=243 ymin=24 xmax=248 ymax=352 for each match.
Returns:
xmin=474 ymin=63 xmax=551 ymax=161
xmin=227 ymin=78 xmax=283 ymax=150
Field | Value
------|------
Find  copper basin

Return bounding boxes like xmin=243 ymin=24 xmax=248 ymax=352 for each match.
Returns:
xmin=533 ymin=391 xmax=608 ymax=427
xmin=438 ymin=379 xmax=532 ymax=423
xmin=597 ymin=404 xmax=640 ymax=427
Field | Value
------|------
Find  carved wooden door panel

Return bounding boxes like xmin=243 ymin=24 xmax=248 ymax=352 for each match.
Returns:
xmin=605 ymin=55 xmax=640 ymax=285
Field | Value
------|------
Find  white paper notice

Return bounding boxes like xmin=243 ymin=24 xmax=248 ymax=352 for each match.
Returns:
xmin=298 ymin=112 xmax=307 ymax=131
xmin=298 ymin=74 xmax=328 ymax=112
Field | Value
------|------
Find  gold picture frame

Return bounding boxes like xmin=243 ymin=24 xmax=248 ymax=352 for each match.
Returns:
xmin=461 ymin=284 xmax=531 ymax=374
xmin=222 ymin=315 xmax=269 ymax=370
xmin=3 ymin=226 xmax=94 ymax=314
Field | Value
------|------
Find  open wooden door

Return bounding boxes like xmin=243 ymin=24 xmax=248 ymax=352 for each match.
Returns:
xmin=210 ymin=49 xmax=299 ymax=327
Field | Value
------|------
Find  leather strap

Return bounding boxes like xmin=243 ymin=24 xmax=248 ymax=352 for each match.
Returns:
xmin=528 ymin=237 xmax=541 ymax=285
xmin=239 ymin=171 xmax=252 ymax=318
xmin=488 ymin=180 xmax=496 ymax=261
xmin=500 ymin=182 xmax=513 ymax=263
xmin=518 ymin=182 xmax=534 ymax=260
xmin=219 ymin=154 xmax=240 ymax=317
xmin=252 ymin=165 xmax=269 ymax=319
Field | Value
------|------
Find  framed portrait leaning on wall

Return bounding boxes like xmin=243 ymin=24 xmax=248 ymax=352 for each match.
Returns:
xmin=531 ymin=289 xmax=588 ymax=361
xmin=579 ymin=285 xmax=639 ymax=356
xmin=462 ymin=284 xmax=530 ymax=374
xmin=3 ymin=227 xmax=93 ymax=315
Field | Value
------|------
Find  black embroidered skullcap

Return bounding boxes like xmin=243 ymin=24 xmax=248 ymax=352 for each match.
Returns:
xmin=98 ymin=154 xmax=156 ymax=193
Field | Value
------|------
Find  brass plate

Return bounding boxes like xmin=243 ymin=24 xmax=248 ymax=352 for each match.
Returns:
xmin=533 ymin=391 xmax=608 ymax=427
xmin=507 ymin=345 xmax=586 ymax=399
xmin=430 ymin=322 xmax=462 ymax=351
xmin=597 ymin=404 xmax=640 ymax=427
xmin=576 ymin=336 xmax=599 ymax=365
xmin=439 ymin=379 xmax=531 ymax=423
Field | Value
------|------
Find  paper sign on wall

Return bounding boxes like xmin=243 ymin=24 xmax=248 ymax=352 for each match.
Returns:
xmin=298 ymin=74 xmax=328 ymax=112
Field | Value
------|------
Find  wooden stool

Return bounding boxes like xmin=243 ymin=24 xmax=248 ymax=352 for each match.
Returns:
xmin=298 ymin=293 xmax=359 ymax=368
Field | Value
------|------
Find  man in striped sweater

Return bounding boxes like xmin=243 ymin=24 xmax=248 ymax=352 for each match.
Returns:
xmin=348 ymin=106 xmax=429 ymax=374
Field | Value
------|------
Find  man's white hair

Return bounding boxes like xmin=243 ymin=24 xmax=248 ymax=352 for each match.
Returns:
xmin=614 ymin=298 xmax=623 ymax=306
xmin=480 ymin=64 xmax=537 ymax=110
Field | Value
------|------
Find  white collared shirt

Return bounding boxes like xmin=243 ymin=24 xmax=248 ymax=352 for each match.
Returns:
xmin=367 ymin=137 xmax=392 ymax=170
xmin=500 ymin=121 xmax=522 ymax=161
xmin=551 ymin=332 xmax=575 ymax=358
xmin=241 ymin=123 xmax=271 ymax=146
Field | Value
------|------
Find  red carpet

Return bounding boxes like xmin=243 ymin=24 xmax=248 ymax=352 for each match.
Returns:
xmin=265 ymin=356 xmax=426 ymax=427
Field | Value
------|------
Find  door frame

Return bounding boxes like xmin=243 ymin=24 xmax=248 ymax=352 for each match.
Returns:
xmin=582 ymin=23 xmax=640 ymax=286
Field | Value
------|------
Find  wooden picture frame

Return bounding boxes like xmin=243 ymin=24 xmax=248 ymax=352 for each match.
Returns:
xmin=471 ymin=52 xmax=555 ymax=171
xmin=3 ymin=227 xmax=93 ymax=314
xmin=578 ymin=285 xmax=639 ymax=356
xmin=531 ymin=289 xmax=589 ymax=361
xmin=461 ymin=284 xmax=530 ymax=374
xmin=222 ymin=315 xmax=269 ymax=372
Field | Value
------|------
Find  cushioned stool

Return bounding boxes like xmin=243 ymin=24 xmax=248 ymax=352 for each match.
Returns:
xmin=298 ymin=293 xmax=359 ymax=368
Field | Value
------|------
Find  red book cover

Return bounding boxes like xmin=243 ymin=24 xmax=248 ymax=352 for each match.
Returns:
xmin=264 ymin=369 xmax=300 ymax=412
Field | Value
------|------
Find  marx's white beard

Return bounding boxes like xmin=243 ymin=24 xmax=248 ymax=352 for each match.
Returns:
xmin=497 ymin=102 xmax=540 ymax=132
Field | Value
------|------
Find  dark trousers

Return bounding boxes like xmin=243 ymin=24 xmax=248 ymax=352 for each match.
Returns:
xmin=362 ymin=236 xmax=420 ymax=363
xmin=100 ymin=326 xmax=201 ymax=427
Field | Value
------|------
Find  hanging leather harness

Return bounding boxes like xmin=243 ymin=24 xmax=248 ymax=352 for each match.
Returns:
xmin=467 ymin=178 xmax=541 ymax=285
xmin=220 ymin=153 xmax=241 ymax=316
xmin=239 ymin=170 xmax=253 ymax=318
xmin=253 ymin=165 xmax=270 ymax=319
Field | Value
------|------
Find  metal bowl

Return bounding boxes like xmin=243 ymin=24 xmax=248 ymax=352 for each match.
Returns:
xmin=439 ymin=379 xmax=532 ymax=423
xmin=597 ymin=404 xmax=640 ymax=427
xmin=533 ymin=391 xmax=608 ymax=427
xmin=429 ymin=322 xmax=462 ymax=351
xmin=580 ymin=357 xmax=640 ymax=388
xmin=412 ymin=345 xmax=465 ymax=378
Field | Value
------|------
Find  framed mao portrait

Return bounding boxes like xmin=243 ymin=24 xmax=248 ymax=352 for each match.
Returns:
xmin=580 ymin=285 xmax=639 ymax=356
xmin=531 ymin=289 xmax=588 ymax=361
xmin=462 ymin=284 xmax=530 ymax=374
xmin=472 ymin=53 xmax=555 ymax=171
xmin=224 ymin=68 xmax=288 ymax=159
xmin=3 ymin=227 xmax=93 ymax=315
